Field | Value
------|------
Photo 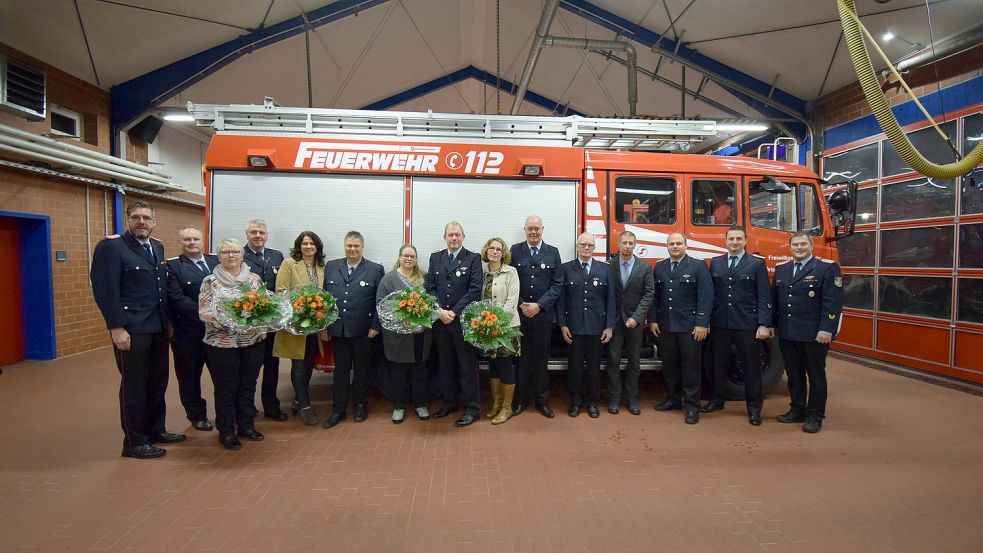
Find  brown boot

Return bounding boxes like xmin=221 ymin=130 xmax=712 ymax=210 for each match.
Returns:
xmin=486 ymin=378 xmax=503 ymax=418
xmin=492 ymin=384 xmax=515 ymax=425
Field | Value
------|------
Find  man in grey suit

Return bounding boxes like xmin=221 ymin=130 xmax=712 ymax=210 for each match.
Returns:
xmin=606 ymin=231 xmax=654 ymax=415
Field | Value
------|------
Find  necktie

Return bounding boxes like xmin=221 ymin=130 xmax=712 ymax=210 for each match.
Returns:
xmin=348 ymin=265 xmax=354 ymax=276
xmin=197 ymin=260 xmax=209 ymax=274
xmin=671 ymin=261 xmax=678 ymax=273
xmin=582 ymin=261 xmax=589 ymax=274
xmin=143 ymin=243 xmax=155 ymax=262
xmin=793 ymin=262 xmax=802 ymax=278
xmin=530 ymin=246 xmax=539 ymax=258
xmin=729 ymin=256 xmax=737 ymax=269
xmin=622 ymin=261 xmax=630 ymax=285
xmin=256 ymin=250 xmax=264 ymax=262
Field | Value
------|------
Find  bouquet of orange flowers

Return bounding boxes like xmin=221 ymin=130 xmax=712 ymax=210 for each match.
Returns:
xmin=461 ymin=299 xmax=522 ymax=355
xmin=378 ymin=286 xmax=439 ymax=334
xmin=215 ymin=283 xmax=290 ymax=333
xmin=283 ymin=284 xmax=339 ymax=335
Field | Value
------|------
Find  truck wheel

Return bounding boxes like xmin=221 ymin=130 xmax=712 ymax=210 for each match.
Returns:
xmin=717 ymin=336 xmax=785 ymax=401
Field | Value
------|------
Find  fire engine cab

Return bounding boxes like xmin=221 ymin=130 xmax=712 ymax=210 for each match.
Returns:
xmin=191 ymin=100 xmax=857 ymax=399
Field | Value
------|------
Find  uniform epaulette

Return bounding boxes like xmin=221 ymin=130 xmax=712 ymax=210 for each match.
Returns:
xmin=105 ymin=234 xmax=121 ymax=239
xmin=777 ymin=259 xmax=793 ymax=265
xmin=752 ymin=253 xmax=765 ymax=259
xmin=820 ymin=258 xmax=835 ymax=263
xmin=166 ymin=256 xmax=180 ymax=261
xmin=150 ymin=236 xmax=163 ymax=242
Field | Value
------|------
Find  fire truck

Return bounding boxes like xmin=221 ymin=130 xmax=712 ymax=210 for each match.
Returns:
xmin=190 ymin=100 xmax=857 ymax=399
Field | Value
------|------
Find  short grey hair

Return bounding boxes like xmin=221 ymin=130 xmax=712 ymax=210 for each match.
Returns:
xmin=246 ymin=219 xmax=267 ymax=229
xmin=216 ymin=238 xmax=244 ymax=254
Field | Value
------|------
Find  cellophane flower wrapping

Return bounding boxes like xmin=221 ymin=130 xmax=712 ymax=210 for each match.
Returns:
xmin=283 ymin=284 xmax=339 ymax=335
xmin=461 ymin=299 xmax=522 ymax=356
xmin=379 ymin=286 xmax=439 ymax=334
xmin=214 ymin=282 xmax=291 ymax=334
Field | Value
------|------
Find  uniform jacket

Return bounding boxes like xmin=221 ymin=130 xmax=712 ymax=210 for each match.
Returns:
xmin=273 ymin=257 xmax=325 ymax=359
xmin=610 ymin=254 xmax=655 ymax=325
xmin=509 ymin=241 xmax=563 ymax=323
xmin=708 ymin=253 xmax=772 ymax=330
xmin=323 ymin=257 xmax=385 ymax=338
xmin=648 ymin=254 xmax=713 ymax=332
xmin=556 ymin=258 xmax=617 ymax=335
xmin=424 ymin=248 xmax=483 ymax=333
xmin=243 ymin=247 xmax=284 ymax=289
xmin=90 ymin=231 xmax=169 ymax=334
xmin=772 ymin=257 xmax=843 ymax=342
xmin=165 ymin=253 xmax=219 ymax=342
xmin=485 ymin=264 xmax=521 ymax=328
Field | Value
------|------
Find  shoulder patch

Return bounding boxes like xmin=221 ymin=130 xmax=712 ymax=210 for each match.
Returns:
xmin=150 ymin=237 xmax=163 ymax=242
xmin=752 ymin=253 xmax=765 ymax=259
xmin=821 ymin=258 xmax=835 ymax=263
xmin=166 ymin=256 xmax=179 ymax=261
xmin=105 ymin=234 xmax=121 ymax=239
xmin=777 ymin=259 xmax=792 ymax=265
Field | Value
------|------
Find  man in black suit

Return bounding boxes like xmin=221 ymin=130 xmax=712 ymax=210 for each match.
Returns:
xmin=425 ymin=221 xmax=483 ymax=427
xmin=321 ymin=231 xmax=385 ymax=428
xmin=606 ymin=231 xmax=654 ymax=415
xmin=165 ymin=225 xmax=219 ymax=431
xmin=772 ymin=232 xmax=843 ymax=433
xmin=91 ymin=200 xmax=185 ymax=459
xmin=242 ymin=219 xmax=287 ymax=421
xmin=509 ymin=215 xmax=563 ymax=418
xmin=703 ymin=226 xmax=772 ymax=426
xmin=648 ymin=232 xmax=713 ymax=424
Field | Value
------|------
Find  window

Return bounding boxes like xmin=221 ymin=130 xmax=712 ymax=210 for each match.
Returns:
xmin=957 ymin=278 xmax=983 ymax=324
xmin=882 ymin=120 xmax=958 ymax=178
xmin=49 ymin=104 xmax=81 ymax=139
xmin=855 ymin=186 xmax=878 ymax=224
xmin=798 ymin=183 xmax=822 ymax=234
xmin=962 ymin=112 xmax=982 ymax=157
xmin=691 ymin=179 xmax=735 ymax=225
xmin=748 ymin=180 xmax=821 ymax=234
xmin=822 ymin=142 xmax=878 ymax=183
xmin=614 ymin=176 xmax=676 ymax=224
xmin=843 ymin=274 xmax=875 ymax=310
xmin=880 ymin=178 xmax=955 ymax=222
xmin=959 ymin=223 xmax=983 ymax=269
xmin=837 ymin=231 xmax=876 ymax=267
xmin=880 ymin=226 xmax=954 ymax=268
xmin=878 ymin=276 xmax=952 ymax=319
xmin=961 ymin=175 xmax=983 ymax=216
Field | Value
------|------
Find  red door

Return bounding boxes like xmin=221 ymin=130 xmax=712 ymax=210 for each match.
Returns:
xmin=0 ymin=218 xmax=24 ymax=365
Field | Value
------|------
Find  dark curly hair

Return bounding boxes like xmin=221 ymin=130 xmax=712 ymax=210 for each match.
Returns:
xmin=289 ymin=230 xmax=326 ymax=264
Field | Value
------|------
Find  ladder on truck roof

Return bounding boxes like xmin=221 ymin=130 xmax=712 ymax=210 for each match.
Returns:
xmin=188 ymin=100 xmax=719 ymax=152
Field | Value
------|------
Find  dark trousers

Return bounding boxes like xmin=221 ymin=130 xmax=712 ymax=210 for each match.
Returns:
xmin=488 ymin=354 xmax=516 ymax=384
xmin=390 ymin=362 xmax=428 ymax=409
xmin=290 ymin=335 xmax=318 ymax=408
xmin=516 ymin=319 xmax=552 ymax=406
xmin=205 ymin=341 xmax=264 ymax=435
xmin=259 ymin=333 xmax=281 ymax=413
xmin=711 ymin=328 xmax=763 ymax=410
xmin=331 ymin=335 xmax=373 ymax=416
xmin=606 ymin=324 xmax=643 ymax=403
xmin=567 ymin=334 xmax=602 ymax=407
xmin=170 ymin=336 xmax=209 ymax=422
xmin=779 ymin=339 xmax=829 ymax=418
xmin=660 ymin=330 xmax=702 ymax=410
xmin=113 ymin=331 xmax=169 ymax=447
xmin=433 ymin=329 xmax=480 ymax=414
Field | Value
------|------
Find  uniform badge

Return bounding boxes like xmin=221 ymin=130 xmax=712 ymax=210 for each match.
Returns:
xmin=834 ymin=277 xmax=843 ymax=288
xmin=359 ymin=280 xmax=366 ymax=287
xmin=808 ymin=291 xmax=816 ymax=297
xmin=540 ymin=263 xmax=546 ymax=269
xmin=273 ymin=266 xmax=279 ymax=274
xmin=828 ymin=313 xmax=836 ymax=319
xmin=592 ymin=278 xmax=599 ymax=286
xmin=455 ymin=270 xmax=461 ymax=277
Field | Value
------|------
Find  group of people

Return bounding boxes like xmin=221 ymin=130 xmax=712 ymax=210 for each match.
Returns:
xmin=90 ymin=201 xmax=842 ymax=460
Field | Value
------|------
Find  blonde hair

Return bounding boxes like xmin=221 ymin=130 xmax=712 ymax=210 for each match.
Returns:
xmin=216 ymin=238 xmax=244 ymax=255
xmin=392 ymin=244 xmax=425 ymax=285
xmin=480 ymin=237 xmax=511 ymax=264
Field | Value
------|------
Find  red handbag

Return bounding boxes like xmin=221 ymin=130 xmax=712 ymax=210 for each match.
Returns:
xmin=313 ymin=339 xmax=335 ymax=373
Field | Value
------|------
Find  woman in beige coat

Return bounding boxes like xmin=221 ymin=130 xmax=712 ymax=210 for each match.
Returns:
xmin=273 ymin=231 xmax=326 ymax=425
xmin=480 ymin=237 xmax=521 ymax=425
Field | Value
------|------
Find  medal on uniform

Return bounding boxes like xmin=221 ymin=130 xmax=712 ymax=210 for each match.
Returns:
xmin=540 ymin=263 xmax=546 ymax=269
xmin=809 ymin=291 xmax=815 ymax=297
xmin=359 ymin=280 xmax=366 ymax=286
xmin=455 ymin=270 xmax=461 ymax=277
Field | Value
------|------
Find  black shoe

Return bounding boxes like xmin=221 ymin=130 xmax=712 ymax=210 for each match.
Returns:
xmin=219 ymin=433 xmax=242 ymax=450
xmin=322 ymin=413 xmax=345 ymax=429
xmin=191 ymin=419 xmax=213 ymax=431
xmin=454 ymin=413 xmax=478 ymax=427
xmin=702 ymin=399 xmax=726 ymax=413
xmin=568 ymin=405 xmax=581 ymax=417
xmin=748 ymin=410 xmax=762 ymax=426
xmin=655 ymin=400 xmax=683 ymax=412
xmin=587 ymin=406 xmax=600 ymax=418
xmin=684 ymin=409 xmax=700 ymax=424
xmin=150 ymin=431 xmax=186 ymax=444
xmin=237 ymin=428 xmax=264 ymax=441
xmin=607 ymin=402 xmax=619 ymax=415
xmin=777 ymin=409 xmax=806 ymax=424
xmin=536 ymin=404 xmax=555 ymax=418
xmin=803 ymin=417 xmax=823 ymax=433
xmin=264 ymin=410 xmax=288 ymax=422
xmin=354 ymin=403 xmax=368 ymax=423
xmin=432 ymin=405 xmax=458 ymax=419
xmin=121 ymin=444 xmax=166 ymax=459
xmin=512 ymin=402 xmax=526 ymax=416
xmin=627 ymin=400 xmax=641 ymax=416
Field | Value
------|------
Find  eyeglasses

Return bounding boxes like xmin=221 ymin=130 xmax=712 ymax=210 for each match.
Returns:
xmin=219 ymin=251 xmax=241 ymax=256
xmin=400 ymin=254 xmax=416 ymax=259
xmin=577 ymin=243 xmax=596 ymax=248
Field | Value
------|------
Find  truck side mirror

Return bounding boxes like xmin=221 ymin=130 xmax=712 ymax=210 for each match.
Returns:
xmin=826 ymin=179 xmax=858 ymax=240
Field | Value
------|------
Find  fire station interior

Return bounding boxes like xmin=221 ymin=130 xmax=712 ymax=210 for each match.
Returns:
xmin=1 ymin=1 xmax=982 ymax=551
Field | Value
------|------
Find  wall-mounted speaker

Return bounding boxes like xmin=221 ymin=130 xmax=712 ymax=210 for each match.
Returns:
xmin=127 ymin=115 xmax=164 ymax=144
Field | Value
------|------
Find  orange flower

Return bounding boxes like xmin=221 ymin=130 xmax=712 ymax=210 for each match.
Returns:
xmin=470 ymin=320 xmax=479 ymax=329
xmin=243 ymin=302 xmax=254 ymax=311
xmin=407 ymin=299 xmax=415 ymax=306
xmin=399 ymin=300 xmax=407 ymax=307
xmin=309 ymin=302 xmax=318 ymax=309
xmin=491 ymin=328 xmax=500 ymax=337
xmin=316 ymin=311 xmax=325 ymax=320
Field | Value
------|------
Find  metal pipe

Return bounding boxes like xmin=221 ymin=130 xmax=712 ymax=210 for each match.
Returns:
xmin=544 ymin=36 xmax=638 ymax=117
xmin=510 ymin=0 xmax=560 ymax=115
xmin=896 ymin=21 xmax=983 ymax=73
xmin=0 ymin=142 xmax=179 ymax=190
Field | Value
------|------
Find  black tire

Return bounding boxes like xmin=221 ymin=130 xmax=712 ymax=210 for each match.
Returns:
xmin=716 ymin=336 xmax=785 ymax=401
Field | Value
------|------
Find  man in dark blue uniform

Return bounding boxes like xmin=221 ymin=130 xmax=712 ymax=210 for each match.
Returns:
xmin=648 ymin=232 xmax=713 ymax=424
xmin=425 ymin=221 xmax=483 ymax=427
xmin=606 ymin=230 xmax=654 ymax=416
xmin=165 ymin=225 xmax=219 ymax=431
xmin=321 ymin=230 xmax=385 ymax=429
xmin=242 ymin=219 xmax=287 ymax=421
xmin=90 ymin=200 xmax=185 ymax=459
xmin=557 ymin=232 xmax=617 ymax=418
xmin=772 ymin=231 xmax=843 ymax=433
xmin=703 ymin=226 xmax=772 ymax=426
xmin=509 ymin=215 xmax=563 ymax=418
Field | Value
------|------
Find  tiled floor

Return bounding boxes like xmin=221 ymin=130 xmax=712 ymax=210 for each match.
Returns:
xmin=1 ymin=348 xmax=981 ymax=553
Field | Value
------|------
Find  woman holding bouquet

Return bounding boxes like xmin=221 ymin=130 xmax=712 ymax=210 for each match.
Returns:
xmin=273 ymin=231 xmax=326 ymax=426
xmin=376 ymin=244 xmax=433 ymax=423
xmin=480 ymin=237 xmax=521 ymax=425
xmin=198 ymin=238 xmax=268 ymax=450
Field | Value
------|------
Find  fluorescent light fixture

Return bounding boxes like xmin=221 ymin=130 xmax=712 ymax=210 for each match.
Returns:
xmin=715 ymin=123 xmax=769 ymax=132
xmin=882 ymin=31 xmax=895 ymax=42
xmin=163 ymin=113 xmax=195 ymax=122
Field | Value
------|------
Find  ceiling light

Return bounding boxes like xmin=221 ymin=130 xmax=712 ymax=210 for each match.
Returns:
xmin=715 ymin=123 xmax=769 ymax=132
xmin=162 ymin=113 xmax=195 ymax=122
xmin=882 ymin=31 xmax=895 ymax=42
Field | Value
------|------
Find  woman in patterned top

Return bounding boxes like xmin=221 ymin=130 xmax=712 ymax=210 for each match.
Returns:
xmin=480 ymin=237 xmax=521 ymax=425
xmin=199 ymin=238 xmax=267 ymax=450
xmin=273 ymin=231 xmax=327 ymax=426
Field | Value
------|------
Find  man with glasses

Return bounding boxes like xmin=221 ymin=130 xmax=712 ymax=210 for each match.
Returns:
xmin=91 ymin=200 xmax=186 ymax=459
xmin=557 ymin=233 xmax=616 ymax=418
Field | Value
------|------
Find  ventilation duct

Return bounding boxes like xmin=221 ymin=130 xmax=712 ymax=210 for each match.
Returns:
xmin=0 ymin=56 xmax=46 ymax=121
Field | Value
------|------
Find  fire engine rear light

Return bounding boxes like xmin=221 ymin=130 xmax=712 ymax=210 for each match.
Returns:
xmin=247 ymin=149 xmax=277 ymax=168
xmin=521 ymin=164 xmax=543 ymax=177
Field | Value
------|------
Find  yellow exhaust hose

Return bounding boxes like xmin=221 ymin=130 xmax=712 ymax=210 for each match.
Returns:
xmin=836 ymin=0 xmax=983 ymax=179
